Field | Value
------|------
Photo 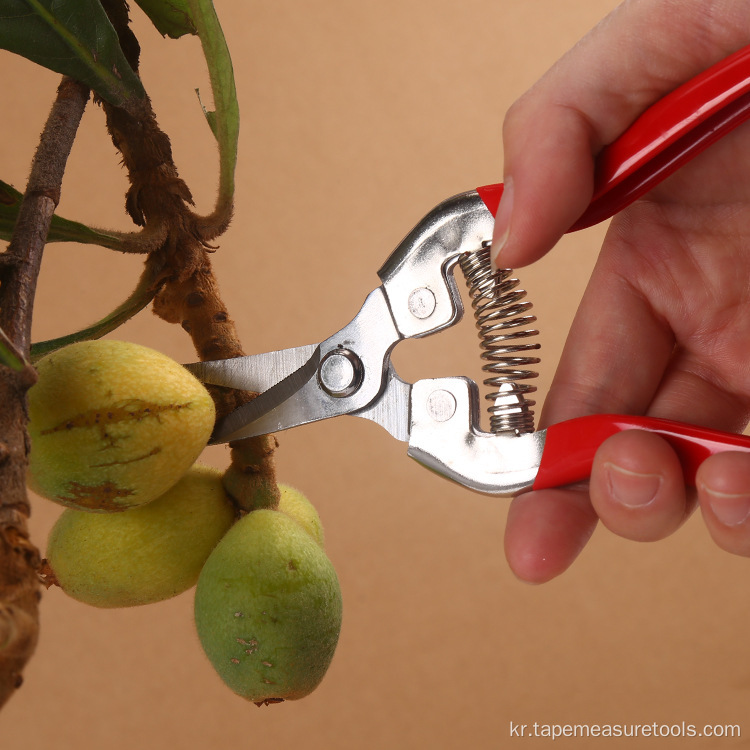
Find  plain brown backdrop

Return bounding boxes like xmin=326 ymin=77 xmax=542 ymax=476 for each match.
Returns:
xmin=3 ymin=1 xmax=750 ymax=748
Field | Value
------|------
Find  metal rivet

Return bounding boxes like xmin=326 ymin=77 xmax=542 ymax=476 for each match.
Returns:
xmin=318 ymin=348 xmax=364 ymax=398
xmin=426 ymin=389 xmax=456 ymax=422
xmin=408 ymin=287 xmax=436 ymax=319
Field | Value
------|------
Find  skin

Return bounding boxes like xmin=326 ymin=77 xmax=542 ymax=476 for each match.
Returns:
xmin=27 ymin=340 xmax=215 ymax=510
xmin=278 ymin=483 xmax=325 ymax=548
xmin=194 ymin=508 xmax=341 ymax=703
xmin=46 ymin=464 xmax=236 ymax=607
xmin=493 ymin=0 xmax=750 ymax=582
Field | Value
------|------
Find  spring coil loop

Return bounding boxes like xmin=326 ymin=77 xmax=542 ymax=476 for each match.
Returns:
xmin=458 ymin=245 xmax=540 ymax=435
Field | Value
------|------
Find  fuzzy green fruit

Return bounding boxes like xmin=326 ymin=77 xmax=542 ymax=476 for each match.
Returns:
xmin=194 ymin=508 xmax=342 ymax=703
xmin=28 ymin=340 xmax=215 ymax=511
xmin=46 ymin=465 xmax=235 ymax=607
xmin=278 ymin=484 xmax=325 ymax=547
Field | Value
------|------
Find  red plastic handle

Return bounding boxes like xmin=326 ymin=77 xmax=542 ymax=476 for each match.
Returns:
xmin=477 ymin=43 xmax=750 ymax=230
xmin=532 ymin=414 xmax=750 ymax=491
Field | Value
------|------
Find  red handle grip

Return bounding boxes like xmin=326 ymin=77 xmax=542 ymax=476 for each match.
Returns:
xmin=477 ymin=43 xmax=750 ymax=229
xmin=532 ymin=414 xmax=750 ymax=491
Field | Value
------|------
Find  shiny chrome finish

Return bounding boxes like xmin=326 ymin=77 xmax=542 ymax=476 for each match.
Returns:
xmin=350 ymin=364 xmax=412 ymax=442
xmin=210 ymin=287 xmax=402 ymax=442
xmin=189 ymin=188 xmax=546 ymax=494
xmin=184 ymin=344 xmax=318 ymax=392
xmin=318 ymin=347 xmax=365 ymax=398
xmin=377 ymin=189 xmax=494 ymax=339
xmin=408 ymin=378 xmax=545 ymax=495
xmin=210 ymin=347 xmax=321 ymax=443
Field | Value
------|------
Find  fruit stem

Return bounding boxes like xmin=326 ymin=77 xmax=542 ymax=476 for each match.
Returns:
xmin=152 ymin=260 xmax=281 ymax=512
xmin=222 ymin=436 xmax=281 ymax=512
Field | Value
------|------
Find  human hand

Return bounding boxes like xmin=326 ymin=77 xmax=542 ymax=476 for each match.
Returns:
xmin=495 ymin=0 xmax=750 ymax=582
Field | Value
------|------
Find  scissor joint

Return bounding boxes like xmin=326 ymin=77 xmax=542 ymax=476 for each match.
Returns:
xmin=317 ymin=347 xmax=365 ymax=398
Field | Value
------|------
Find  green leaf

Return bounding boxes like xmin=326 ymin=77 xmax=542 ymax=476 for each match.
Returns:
xmin=0 ymin=325 xmax=27 ymax=371
xmin=30 ymin=262 xmax=160 ymax=361
xmin=188 ymin=0 xmax=239 ymax=214
xmin=0 ymin=179 xmax=123 ymax=250
xmin=132 ymin=0 xmax=196 ymax=38
xmin=0 ymin=0 xmax=146 ymax=111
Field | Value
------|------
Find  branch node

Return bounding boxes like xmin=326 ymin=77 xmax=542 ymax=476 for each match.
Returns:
xmin=26 ymin=187 xmax=61 ymax=207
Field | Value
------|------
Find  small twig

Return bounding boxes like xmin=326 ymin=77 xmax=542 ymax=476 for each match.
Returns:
xmin=0 ymin=76 xmax=90 ymax=710
xmin=0 ymin=78 xmax=90 ymax=357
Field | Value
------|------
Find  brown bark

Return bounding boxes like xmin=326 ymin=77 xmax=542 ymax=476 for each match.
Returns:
xmin=0 ymin=77 xmax=90 ymax=709
xmin=153 ymin=262 xmax=281 ymax=513
xmin=101 ymin=86 xmax=279 ymax=514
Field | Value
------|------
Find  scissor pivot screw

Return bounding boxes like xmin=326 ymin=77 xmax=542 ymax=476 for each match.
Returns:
xmin=318 ymin=347 xmax=364 ymax=398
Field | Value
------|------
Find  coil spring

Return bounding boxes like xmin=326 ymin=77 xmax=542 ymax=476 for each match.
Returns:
xmin=458 ymin=244 xmax=540 ymax=435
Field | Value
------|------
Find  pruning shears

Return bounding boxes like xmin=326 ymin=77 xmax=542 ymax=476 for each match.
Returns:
xmin=185 ymin=44 xmax=750 ymax=496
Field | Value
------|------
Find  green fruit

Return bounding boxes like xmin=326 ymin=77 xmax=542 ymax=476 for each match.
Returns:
xmin=278 ymin=484 xmax=325 ymax=547
xmin=194 ymin=509 xmax=342 ymax=703
xmin=46 ymin=464 xmax=235 ymax=607
xmin=28 ymin=340 xmax=215 ymax=511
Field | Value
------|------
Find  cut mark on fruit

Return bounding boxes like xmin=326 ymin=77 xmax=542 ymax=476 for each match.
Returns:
xmin=58 ymin=480 xmax=135 ymax=511
xmin=41 ymin=399 xmax=194 ymax=436
xmin=90 ymin=446 xmax=162 ymax=468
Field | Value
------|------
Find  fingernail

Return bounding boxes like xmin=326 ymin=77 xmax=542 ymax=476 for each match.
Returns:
xmin=703 ymin=487 xmax=750 ymax=526
xmin=490 ymin=177 xmax=513 ymax=270
xmin=605 ymin=463 xmax=661 ymax=508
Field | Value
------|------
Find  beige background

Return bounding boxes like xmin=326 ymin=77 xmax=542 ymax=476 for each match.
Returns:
xmin=3 ymin=1 xmax=750 ymax=748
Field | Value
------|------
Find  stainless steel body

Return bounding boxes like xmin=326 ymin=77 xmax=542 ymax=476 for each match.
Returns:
xmin=184 ymin=189 xmax=542 ymax=496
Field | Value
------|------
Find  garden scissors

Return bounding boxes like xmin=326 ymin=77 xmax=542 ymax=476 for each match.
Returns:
xmin=186 ymin=44 xmax=750 ymax=496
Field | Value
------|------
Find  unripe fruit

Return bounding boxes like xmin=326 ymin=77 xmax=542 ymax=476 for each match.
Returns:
xmin=194 ymin=508 xmax=342 ymax=703
xmin=278 ymin=484 xmax=324 ymax=547
xmin=46 ymin=464 xmax=236 ymax=608
xmin=28 ymin=340 xmax=215 ymax=511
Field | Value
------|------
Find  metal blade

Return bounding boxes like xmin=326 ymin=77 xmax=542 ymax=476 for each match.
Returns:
xmin=212 ymin=357 xmax=352 ymax=442
xmin=210 ymin=347 xmax=321 ymax=443
xmin=209 ymin=287 xmax=405 ymax=443
xmin=184 ymin=344 xmax=318 ymax=392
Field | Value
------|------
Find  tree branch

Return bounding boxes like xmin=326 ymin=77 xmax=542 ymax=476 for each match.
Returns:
xmin=0 ymin=76 xmax=89 ymax=710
